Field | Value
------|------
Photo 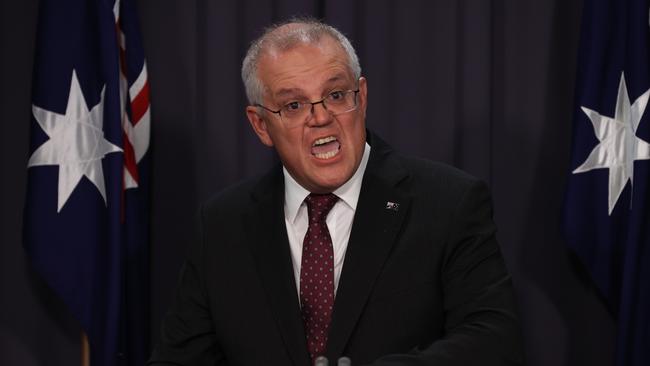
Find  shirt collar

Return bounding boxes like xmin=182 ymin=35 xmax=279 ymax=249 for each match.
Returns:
xmin=284 ymin=142 xmax=371 ymax=223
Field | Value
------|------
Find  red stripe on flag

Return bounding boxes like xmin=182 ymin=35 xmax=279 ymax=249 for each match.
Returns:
xmin=131 ymin=81 xmax=150 ymax=125
xmin=123 ymin=131 xmax=139 ymax=184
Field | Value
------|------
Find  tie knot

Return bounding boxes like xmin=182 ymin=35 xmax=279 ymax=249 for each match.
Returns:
xmin=305 ymin=193 xmax=338 ymax=223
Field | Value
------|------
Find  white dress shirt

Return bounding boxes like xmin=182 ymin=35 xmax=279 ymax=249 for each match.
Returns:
xmin=283 ymin=143 xmax=371 ymax=299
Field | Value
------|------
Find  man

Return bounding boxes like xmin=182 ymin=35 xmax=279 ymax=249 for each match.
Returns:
xmin=150 ymin=18 xmax=523 ymax=366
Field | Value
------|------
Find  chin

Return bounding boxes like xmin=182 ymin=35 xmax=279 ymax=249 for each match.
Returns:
xmin=299 ymin=158 xmax=357 ymax=192
xmin=315 ymin=173 xmax=352 ymax=192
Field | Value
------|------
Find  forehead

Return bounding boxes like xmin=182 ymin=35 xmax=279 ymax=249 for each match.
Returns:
xmin=257 ymin=38 xmax=354 ymax=96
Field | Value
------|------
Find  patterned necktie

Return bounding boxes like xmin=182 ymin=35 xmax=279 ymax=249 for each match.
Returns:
xmin=300 ymin=193 xmax=339 ymax=361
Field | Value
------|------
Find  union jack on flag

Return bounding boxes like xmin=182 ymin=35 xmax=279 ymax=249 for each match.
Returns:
xmin=23 ymin=0 xmax=151 ymax=364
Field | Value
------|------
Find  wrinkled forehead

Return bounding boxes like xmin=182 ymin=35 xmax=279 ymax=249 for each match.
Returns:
xmin=257 ymin=39 xmax=354 ymax=93
xmin=269 ymin=38 xmax=343 ymax=62
xmin=258 ymin=35 xmax=352 ymax=77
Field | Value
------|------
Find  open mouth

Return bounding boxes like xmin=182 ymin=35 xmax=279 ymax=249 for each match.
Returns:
xmin=311 ymin=136 xmax=341 ymax=159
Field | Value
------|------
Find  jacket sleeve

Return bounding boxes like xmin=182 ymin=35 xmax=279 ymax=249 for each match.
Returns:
xmin=365 ymin=180 xmax=524 ymax=366
xmin=148 ymin=205 xmax=225 ymax=366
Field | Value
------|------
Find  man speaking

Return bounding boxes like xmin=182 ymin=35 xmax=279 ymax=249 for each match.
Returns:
xmin=149 ymin=18 xmax=523 ymax=366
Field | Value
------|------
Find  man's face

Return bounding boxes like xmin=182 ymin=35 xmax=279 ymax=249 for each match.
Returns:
xmin=246 ymin=37 xmax=368 ymax=193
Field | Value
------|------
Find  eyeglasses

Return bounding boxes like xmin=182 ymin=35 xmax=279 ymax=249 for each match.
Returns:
xmin=256 ymin=89 xmax=360 ymax=127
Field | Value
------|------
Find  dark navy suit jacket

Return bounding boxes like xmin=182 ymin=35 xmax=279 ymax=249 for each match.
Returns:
xmin=149 ymin=132 xmax=523 ymax=366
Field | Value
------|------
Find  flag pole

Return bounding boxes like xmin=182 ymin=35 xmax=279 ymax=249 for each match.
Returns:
xmin=81 ymin=331 xmax=90 ymax=366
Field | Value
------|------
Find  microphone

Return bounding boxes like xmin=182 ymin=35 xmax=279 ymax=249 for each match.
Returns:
xmin=313 ymin=355 xmax=352 ymax=366
xmin=337 ymin=356 xmax=351 ymax=366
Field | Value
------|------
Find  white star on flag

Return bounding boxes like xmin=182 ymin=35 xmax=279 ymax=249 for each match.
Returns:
xmin=573 ymin=72 xmax=650 ymax=215
xmin=28 ymin=70 xmax=123 ymax=212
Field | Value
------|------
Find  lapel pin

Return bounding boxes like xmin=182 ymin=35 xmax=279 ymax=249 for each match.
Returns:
xmin=385 ymin=201 xmax=400 ymax=211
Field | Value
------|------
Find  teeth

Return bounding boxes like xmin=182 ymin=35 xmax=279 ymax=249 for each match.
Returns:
xmin=313 ymin=136 xmax=337 ymax=146
xmin=314 ymin=149 xmax=340 ymax=159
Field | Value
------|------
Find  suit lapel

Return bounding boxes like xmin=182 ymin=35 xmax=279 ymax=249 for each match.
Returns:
xmin=246 ymin=168 xmax=311 ymax=366
xmin=326 ymin=135 xmax=412 ymax=360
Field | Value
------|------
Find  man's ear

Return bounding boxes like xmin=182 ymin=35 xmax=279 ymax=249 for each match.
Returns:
xmin=358 ymin=76 xmax=368 ymax=118
xmin=246 ymin=106 xmax=274 ymax=147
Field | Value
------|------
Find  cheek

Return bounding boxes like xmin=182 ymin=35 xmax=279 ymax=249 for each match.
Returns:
xmin=273 ymin=128 xmax=303 ymax=150
xmin=278 ymin=135 xmax=308 ymax=164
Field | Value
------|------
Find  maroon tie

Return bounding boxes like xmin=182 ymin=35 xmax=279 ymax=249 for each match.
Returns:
xmin=300 ymin=193 xmax=339 ymax=361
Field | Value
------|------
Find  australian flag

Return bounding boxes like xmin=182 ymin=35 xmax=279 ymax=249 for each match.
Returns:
xmin=23 ymin=0 xmax=151 ymax=365
xmin=563 ymin=0 xmax=650 ymax=365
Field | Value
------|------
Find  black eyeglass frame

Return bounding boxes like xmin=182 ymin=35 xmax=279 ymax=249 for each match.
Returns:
xmin=255 ymin=89 xmax=360 ymax=121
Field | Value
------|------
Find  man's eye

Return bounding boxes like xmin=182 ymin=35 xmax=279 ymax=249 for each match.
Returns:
xmin=285 ymin=101 xmax=302 ymax=111
xmin=329 ymin=91 xmax=344 ymax=100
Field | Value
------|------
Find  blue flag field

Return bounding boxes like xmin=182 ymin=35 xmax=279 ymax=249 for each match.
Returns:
xmin=564 ymin=0 xmax=650 ymax=365
xmin=23 ymin=0 xmax=151 ymax=364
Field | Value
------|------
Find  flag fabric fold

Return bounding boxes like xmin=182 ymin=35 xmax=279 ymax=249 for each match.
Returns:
xmin=564 ymin=0 xmax=650 ymax=365
xmin=23 ymin=0 xmax=151 ymax=364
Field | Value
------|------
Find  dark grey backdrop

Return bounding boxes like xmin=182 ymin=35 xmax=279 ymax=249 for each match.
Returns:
xmin=1 ymin=0 xmax=617 ymax=365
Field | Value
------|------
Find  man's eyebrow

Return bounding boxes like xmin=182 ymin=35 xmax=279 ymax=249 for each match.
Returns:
xmin=274 ymin=88 xmax=304 ymax=99
xmin=324 ymin=74 xmax=348 ymax=85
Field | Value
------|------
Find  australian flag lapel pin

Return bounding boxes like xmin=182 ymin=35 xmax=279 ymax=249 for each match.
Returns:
xmin=385 ymin=201 xmax=400 ymax=211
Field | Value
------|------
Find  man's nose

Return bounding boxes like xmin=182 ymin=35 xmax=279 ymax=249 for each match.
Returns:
xmin=308 ymin=101 xmax=332 ymax=126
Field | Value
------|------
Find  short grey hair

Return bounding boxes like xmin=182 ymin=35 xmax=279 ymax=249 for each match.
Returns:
xmin=241 ymin=17 xmax=362 ymax=105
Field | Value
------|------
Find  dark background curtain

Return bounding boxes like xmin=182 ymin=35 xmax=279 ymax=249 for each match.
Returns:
xmin=0 ymin=0 xmax=617 ymax=365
